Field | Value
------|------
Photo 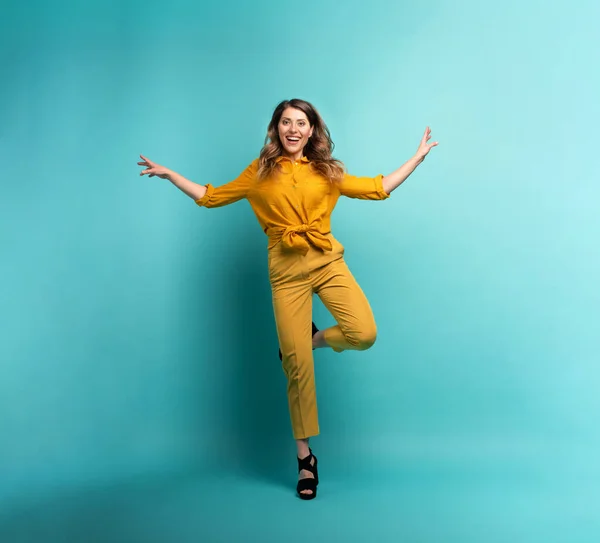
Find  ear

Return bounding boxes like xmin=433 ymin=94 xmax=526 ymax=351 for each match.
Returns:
xmin=309 ymin=127 xmax=314 ymax=138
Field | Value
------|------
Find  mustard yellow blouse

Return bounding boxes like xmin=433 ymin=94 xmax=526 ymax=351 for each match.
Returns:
xmin=195 ymin=155 xmax=390 ymax=254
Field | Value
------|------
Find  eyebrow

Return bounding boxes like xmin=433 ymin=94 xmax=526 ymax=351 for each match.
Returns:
xmin=281 ymin=117 xmax=306 ymax=121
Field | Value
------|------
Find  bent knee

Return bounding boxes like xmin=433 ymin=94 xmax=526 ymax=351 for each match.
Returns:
xmin=347 ymin=327 xmax=377 ymax=351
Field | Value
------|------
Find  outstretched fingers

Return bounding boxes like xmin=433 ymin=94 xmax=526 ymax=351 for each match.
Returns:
xmin=138 ymin=154 xmax=155 ymax=176
xmin=424 ymin=127 xmax=438 ymax=149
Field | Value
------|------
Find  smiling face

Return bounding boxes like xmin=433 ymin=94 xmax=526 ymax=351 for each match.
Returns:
xmin=278 ymin=107 xmax=314 ymax=160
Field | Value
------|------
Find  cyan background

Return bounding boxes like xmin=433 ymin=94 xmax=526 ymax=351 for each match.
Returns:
xmin=1 ymin=0 xmax=599 ymax=541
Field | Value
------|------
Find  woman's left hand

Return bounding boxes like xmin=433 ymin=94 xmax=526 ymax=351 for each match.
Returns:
xmin=415 ymin=127 xmax=438 ymax=160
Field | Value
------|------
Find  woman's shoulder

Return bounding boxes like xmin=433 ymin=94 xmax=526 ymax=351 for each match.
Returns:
xmin=244 ymin=157 xmax=260 ymax=173
xmin=235 ymin=157 xmax=259 ymax=177
xmin=241 ymin=157 xmax=261 ymax=185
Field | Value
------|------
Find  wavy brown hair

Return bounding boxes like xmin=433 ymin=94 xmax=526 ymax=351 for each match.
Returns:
xmin=257 ymin=98 xmax=345 ymax=183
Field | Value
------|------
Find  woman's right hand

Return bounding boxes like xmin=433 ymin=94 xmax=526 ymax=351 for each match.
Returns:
xmin=138 ymin=155 xmax=172 ymax=179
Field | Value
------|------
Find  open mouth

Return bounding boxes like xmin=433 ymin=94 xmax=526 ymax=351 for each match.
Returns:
xmin=286 ymin=136 xmax=301 ymax=145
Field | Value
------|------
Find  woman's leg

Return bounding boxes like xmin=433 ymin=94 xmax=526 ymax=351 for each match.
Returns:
xmin=272 ymin=282 xmax=319 ymax=496
xmin=271 ymin=281 xmax=320 ymax=440
xmin=313 ymin=258 xmax=378 ymax=353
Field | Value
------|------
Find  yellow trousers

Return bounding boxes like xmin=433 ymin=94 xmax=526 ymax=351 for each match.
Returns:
xmin=268 ymin=234 xmax=377 ymax=440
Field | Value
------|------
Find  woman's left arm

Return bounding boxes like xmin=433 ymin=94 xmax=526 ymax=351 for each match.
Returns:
xmin=382 ymin=127 xmax=438 ymax=195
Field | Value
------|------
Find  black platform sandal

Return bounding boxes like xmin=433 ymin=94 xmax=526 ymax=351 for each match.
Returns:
xmin=297 ymin=448 xmax=319 ymax=500
xmin=279 ymin=322 xmax=320 ymax=361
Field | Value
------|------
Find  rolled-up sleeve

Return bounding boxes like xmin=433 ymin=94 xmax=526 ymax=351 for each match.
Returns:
xmin=338 ymin=172 xmax=390 ymax=200
xmin=195 ymin=159 xmax=258 ymax=208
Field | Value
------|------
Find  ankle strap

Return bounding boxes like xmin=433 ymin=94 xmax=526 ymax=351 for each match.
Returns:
xmin=297 ymin=449 xmax=315 ymax=473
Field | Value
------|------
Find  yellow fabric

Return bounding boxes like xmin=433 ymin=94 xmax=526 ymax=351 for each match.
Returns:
xmin=269 ymin=235 xmax=379 ymax=439
xmin=195 ymin=156 xmax=390 ymax=253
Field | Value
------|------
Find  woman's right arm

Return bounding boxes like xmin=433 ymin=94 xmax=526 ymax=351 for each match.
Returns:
xmin=138 ymin=154 xmax=207 ymax=200
xmin=167 ymin=170 xmax=207 ymax=200
xmin=139 ymin=155 xmax=258 ymax=208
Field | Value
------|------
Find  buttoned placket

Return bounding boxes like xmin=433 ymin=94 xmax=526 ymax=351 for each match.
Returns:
xmin=292 ymin=160 xmax=299 ymax=189
xmin=291 ymin=163 xmax=299 ymax=211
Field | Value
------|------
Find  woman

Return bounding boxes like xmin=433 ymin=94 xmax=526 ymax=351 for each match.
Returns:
xmin=138 ymin=98 xmax=438 ymax=499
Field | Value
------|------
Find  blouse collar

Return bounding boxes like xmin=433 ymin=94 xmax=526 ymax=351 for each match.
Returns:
xmin=276 ymin=155 xmax=310 ymax=163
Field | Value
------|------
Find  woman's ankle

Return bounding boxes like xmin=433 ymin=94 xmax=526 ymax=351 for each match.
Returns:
xmin=296 ymin=438 xmax=310 ymax=458
xmin=312 ymin=330 xmax=328 ymax=349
